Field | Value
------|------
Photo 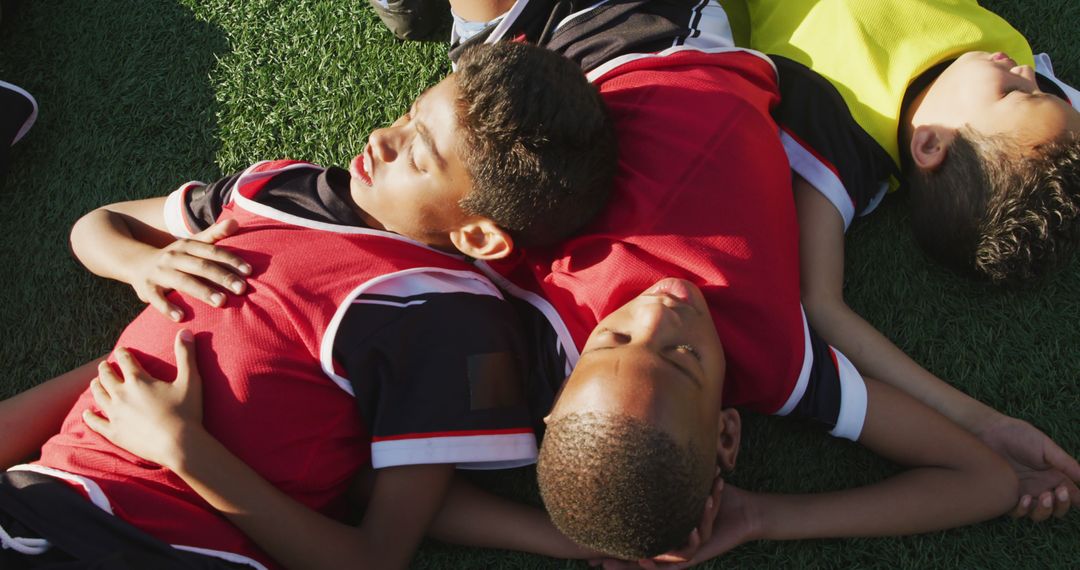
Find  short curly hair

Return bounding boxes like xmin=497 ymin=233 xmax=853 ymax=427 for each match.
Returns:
xmin=454 ymin=42 xmax=617 ymax=248
xmin=907 ymin=129 xmax=1080 ymax=284
xmin=536 ymin=412 xmax=713 ymax=560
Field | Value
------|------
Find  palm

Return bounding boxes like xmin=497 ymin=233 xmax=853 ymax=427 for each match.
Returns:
xmin=976 ymin=415 xmax=1080 ymax=517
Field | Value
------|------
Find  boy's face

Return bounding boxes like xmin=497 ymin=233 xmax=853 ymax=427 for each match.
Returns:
xmin=349 ymin=74 xmax=475 ymax=247
xmin=916 ymin=51 xmax=1080 ymax=149
xmin=547 ymin=278 xmax=727 ymax=450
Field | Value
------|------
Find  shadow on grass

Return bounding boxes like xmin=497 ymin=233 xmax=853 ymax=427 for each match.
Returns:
xmin=0 ymin=0 xmax=228 ymax=395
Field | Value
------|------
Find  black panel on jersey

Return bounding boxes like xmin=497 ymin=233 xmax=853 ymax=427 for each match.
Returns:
xmin=183 ymin=166 xmax=366 ymax=231
xmin=449 ymin=0 xmax=707 ymax=74
xmin=505 ymin=294 xmax=571 ymax=438
xmin=0 ymin=471 xmax=247 ymax=569
xmin=337 ymin=292 xmax=534 ymax=440
xmin=787 ymin=325 xmax=843 ymax=432
xmin=771 ymin=55 xmax=898 ymax=217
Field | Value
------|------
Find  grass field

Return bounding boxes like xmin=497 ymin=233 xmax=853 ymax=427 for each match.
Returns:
xmin=0 ymin=1 xmax=1077 ymax=568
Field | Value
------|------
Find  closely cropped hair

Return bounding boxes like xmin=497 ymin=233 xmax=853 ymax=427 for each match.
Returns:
xmin=453 ymin=42 xmax=617 ymax=247
xmin=537 ymin=412 xmax=712 ymax=560
xmin=907 ymin=129 xmax=1080 ymax=284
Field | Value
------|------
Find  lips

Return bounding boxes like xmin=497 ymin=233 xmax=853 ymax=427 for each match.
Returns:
xmin=349 ymin=147 xmax=373 ymax=186
xmin=645 ymin=278 xmax=694 ymax=303
xmin=991 ymin=52 xmax=1017 ymax=67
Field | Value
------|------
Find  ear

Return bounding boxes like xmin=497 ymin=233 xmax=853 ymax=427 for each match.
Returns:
xmin=449 ymin=219 xmax=514 ymax=260
xmin=909 ymin=125 xmax=953 ymax=171
xmin=715 ymin=408 xmax=741 ymax=472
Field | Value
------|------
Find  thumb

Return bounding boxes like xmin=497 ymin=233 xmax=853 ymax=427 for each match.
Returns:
xmin=1045 ymin=442 xmax=1080 ymax=483
xmin=173 ymin=329 xmax=201 ymax=392
xmin=193 ymin=218 xmax=239 ymax=244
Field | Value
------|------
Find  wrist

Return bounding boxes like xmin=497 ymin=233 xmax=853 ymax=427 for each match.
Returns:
xmin=168 ymin=424 xmax=213 ymax=475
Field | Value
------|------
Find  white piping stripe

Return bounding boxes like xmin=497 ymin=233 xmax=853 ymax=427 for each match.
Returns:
xmin=0 ymin=80 xmax=38 ymax=145
xmin=371 ymin=433 xmax=538 ymax=470
xmin=828 ymin=348 xmax=868 ymax=441
xmin=586 ymin=45 xmax=776 ymax=84
xmin=351 ymin=298 xmax=428 ymax=308
xmin=474 ymin=260 xmax=580 ymax=375
xmin=172 ymin=545 xmax=268 ymax=570
xmin=775 ymin=309 xmax=814 ymax=417
xmin=9 ymin=464 xmax=113 ymax=515
xmin=320 ymin=268 xmax=505 ymax=395
xmin=1035 ymin=53 xmax=1080 ymax=111
xmin=163 ymin=181 xmax=205 ymax=239
xmin=554 ymin=0 xmax=612 ymax=31
xmin=482 ymin=0 xmax=529 ymax=45
xmin=780 ymin=130 xmax=855 ymax=231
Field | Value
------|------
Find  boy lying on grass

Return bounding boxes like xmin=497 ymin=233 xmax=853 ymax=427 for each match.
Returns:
xmin=444 ymin=0 xmax=1079 ymax=528
xmin=727 ymin=0 xmax=1080 ymax=520
xmin=0 ymin=40 xmax=616 ymax=570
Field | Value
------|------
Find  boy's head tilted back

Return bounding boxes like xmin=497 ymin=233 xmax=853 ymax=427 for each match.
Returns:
xmin=903 ymin=51 xmax=1080 ymax=284
xmin=537 ymin=279 xmax=740 ymax=559
xmin=348 ymin=41 xmax=616 ymax=257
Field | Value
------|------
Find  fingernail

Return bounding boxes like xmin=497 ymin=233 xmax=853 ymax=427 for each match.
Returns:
xmin=1058 ymin=488 xmax=1070 ymax=502
xmin=1021 ymin=496 xmax=1032 ymax=508
xmin=706 ymin=497 xmax=713 ymax=510
xmin=210 ymin=292 xmax=224 ymax=306
xmin=1043 ymin=495 xmax=1053 ymax=508
xmin=170 ymin=310 xmax=182 ymax=322
xmin=231 ymin=281 xmax=244 ymax=293
xmin=179 ymin=329 xmax=194 ymax=342
xmin=240 ymin=263 xmax=251 ymax=275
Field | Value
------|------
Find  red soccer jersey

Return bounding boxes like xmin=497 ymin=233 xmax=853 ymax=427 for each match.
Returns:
xmin=488 ymin=49 xmax=817 ymax=416
xmin=31 ymin=161 xmax=529 ymax=569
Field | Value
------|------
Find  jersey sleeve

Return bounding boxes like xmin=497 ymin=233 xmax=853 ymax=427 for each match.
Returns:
xmin=770 ymin=56 xmax=898 ymax=230
xmin=333 ymin=274 xmax=538 ymax=471
xmin=774 ymin=314 xmax=868 ymax=441
xmin=162 ymin=171 xmax=243 ymax=238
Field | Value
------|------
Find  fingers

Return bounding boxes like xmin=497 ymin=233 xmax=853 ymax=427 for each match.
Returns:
xmin=113 ymin=347 xmax=149 ymax=383
xmin=96 ymin=361 xmax=122 ymax=392
xmin=82 ymin=409 xmax=110 ymax=436
xmin=188 ymin=221 xmax=252 ymax=274
xmin=166 ymin=251 xmax=247 ymax=299
xmin=173 ymin=330 xmax=199 ymax=389
xmin=145 ymin=288 xmax=184 ymax=322
xmin=1052 ymin=484 xmax=1072 ymax=519
xmin=89 ymin=377 xmax=111 ymax=407
xmin=1044 ymin=443 xmax=1080 ymax=484
xmin=1009 ymin=495 xmax=1033 ymax=519
xmin=1029 ymin=491 xmax=1055 ymax=523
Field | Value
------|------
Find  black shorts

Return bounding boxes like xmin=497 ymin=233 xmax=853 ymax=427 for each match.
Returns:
xmin=0 ymin=470 xmax=250 ymax=569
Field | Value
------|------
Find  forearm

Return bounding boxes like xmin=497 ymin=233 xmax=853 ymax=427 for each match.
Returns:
xmin=170 ymin=427 xmax=367 ymax=570
xmin=755 ymin=467 xmax=1008 ymax=541
xmin=0 ymin=358 xmax=102 ymax=468
xmin=755 ymin=378 xmax=1016 ymax=542
xmin=70 ymin=208 xmax=162 ymax=283
xmin=807 ymin=299 xmax=999 ymax=431
xmin=428 ymin=476 xmax=592 ymax=559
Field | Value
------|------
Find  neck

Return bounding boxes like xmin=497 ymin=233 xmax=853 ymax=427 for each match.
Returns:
xmin=450 ymin=0 xmax=516 ymax=22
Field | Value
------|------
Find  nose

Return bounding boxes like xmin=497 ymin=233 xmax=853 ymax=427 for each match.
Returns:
xmin=625 ymin=300 xmax=683 ymax=348
xmin=368 ymin=125 xmax=404 ymax=163
xmin=1011 ymin=64 xmax=1039 ymax=90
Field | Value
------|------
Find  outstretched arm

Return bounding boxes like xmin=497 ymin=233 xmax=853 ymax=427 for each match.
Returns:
xmin=0 ymin=357 xmax=103 ymax=469
xmin=794 ymin=175 xmax=1080 ymax=521
xmin=607 ymin=376 xmax=1019 ymax=570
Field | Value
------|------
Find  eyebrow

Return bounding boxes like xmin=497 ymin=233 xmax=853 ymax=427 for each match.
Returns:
xmin=585 ymin=346 xmax=702 ymax=387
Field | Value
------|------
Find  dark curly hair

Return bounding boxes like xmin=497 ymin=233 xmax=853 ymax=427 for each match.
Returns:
xmin=454 ymin=42 xmax=618 ymax=248
xmin=536 ymin=412 xmax=713 ymax=560
xmin=907 ymin=129 xmax=1080 ymax=284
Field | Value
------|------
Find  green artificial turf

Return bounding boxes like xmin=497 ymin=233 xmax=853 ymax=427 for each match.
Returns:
xmin=0 ymin=0 xmax=1077 ymax=568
